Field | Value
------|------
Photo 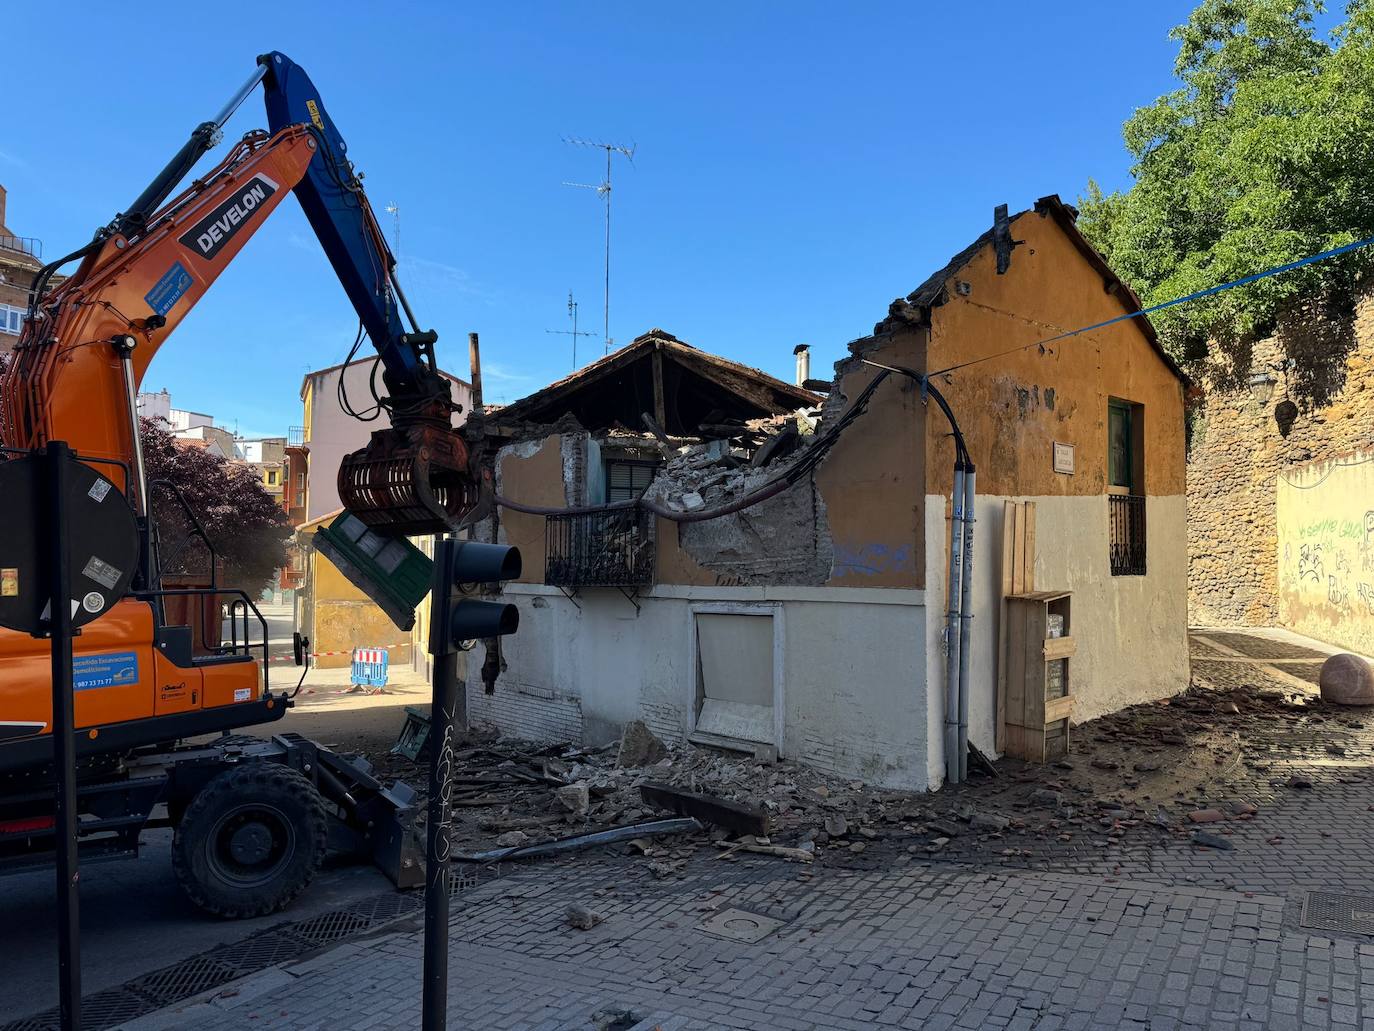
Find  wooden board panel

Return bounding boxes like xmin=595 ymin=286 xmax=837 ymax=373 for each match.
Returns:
xmin=1043 ymin=637 xmax=1077 ymax=661
xmin=1045 ymin=695 xmax=1075 ymax=724
xmin=996 ymin=501 xmax=1036 ymax=753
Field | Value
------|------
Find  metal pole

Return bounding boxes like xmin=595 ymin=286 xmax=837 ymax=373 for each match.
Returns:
xmin=944 ymin=464 xmax=965 ymax=787
xmin=47 ymin=440 xmax=81 ymax=1031
xmin=956 ymin=467 xmax=977 ymax=782
xmin=422 ymin=537 xmax=457 ymax=1031
xmin=610 ymin=143 xmax=615 ymax=357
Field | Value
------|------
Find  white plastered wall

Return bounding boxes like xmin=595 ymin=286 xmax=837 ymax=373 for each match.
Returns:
xmin=924 ymin=493 xmax=1189 ymax=788
xmin=466 ymin=584 xmax=931 ymax=790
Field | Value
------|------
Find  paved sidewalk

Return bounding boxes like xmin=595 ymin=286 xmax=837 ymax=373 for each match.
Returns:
xmin=126 ymin=851 xmax=1374 ymax=1031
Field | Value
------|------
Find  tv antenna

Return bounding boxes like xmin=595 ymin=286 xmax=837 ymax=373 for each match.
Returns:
xmin=384 ymin=202 xmax=401 ymax=260
xmin=563 ymin=137 xmax=635 ymax=356
xmin=546 ymin=291 xmax=597 ymax=371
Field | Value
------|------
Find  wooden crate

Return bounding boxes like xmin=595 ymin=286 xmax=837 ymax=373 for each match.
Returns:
xmin=1003 ymin=590 xmax=1075 ymax=762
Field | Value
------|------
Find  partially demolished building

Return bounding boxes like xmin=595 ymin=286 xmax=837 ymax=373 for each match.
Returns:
xmin=467 ymin=196 xmax=1190 ymax=790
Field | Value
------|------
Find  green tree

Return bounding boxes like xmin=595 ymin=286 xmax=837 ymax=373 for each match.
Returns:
xmin=1080 ymin=0 xmax=1374 ymax=401
xmin=141 ymin=417 xmax=290 ymax=598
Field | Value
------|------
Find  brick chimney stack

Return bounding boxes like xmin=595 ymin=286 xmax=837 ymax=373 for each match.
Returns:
xmin=0 ymin=183 xmax=8 ymax=233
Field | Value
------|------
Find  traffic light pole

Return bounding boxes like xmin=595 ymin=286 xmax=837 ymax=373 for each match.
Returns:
xmin=422 ymin=536 xmax=458 ymax=1031
xmin=420 ymin=534 xmax=520 ymax=1031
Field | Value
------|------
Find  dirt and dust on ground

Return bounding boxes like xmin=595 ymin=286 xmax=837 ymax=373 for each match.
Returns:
xmin=271 ymin=629 xmax=1374 ymax=882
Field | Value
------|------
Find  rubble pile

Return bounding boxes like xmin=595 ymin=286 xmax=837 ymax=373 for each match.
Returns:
xmin=640 ymin=412 xmax=815 ymax=514
xmin=361 ymin=677 xmax=1373 ymax=877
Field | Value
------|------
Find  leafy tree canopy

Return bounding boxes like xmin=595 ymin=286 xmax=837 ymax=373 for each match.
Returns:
xmin=141 ymin=417 xmax=290 ymax=597
xmin=1079 ymin=0 xmax=1374 ymax=400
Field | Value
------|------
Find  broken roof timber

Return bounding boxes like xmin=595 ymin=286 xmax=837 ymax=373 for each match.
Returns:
xmin=493 ymin=328 xmax=820 ymax=430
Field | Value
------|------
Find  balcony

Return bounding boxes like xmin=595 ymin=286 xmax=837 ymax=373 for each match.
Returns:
xmin=545 ymin=505 xmax=655 ymax=589
xmin=288 ymin=426 xmax=307 ymax=447
xmin=1109 ymin=494 xmax=1147 ymax=576
xmin=0 ymin=235 xmax=42 ymax=261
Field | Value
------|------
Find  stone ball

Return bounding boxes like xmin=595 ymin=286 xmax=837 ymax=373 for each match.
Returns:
xmin=1319 ymin=653 xmax=1374 ymax=706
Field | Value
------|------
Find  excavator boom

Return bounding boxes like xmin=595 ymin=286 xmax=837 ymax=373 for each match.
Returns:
xmin=0 ymin=52 xmax=475 ymax=535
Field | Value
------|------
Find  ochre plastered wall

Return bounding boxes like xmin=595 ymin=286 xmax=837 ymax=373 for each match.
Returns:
xmin=923 ymin=211 xmax=1186 ymax=501
xmin=815 ymin=329 xmax=927 ymax=589
xmin=496 ymin=435 xmax=568 ymax=585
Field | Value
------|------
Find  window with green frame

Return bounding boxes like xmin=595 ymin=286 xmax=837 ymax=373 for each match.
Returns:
xmin=1108 ymin=399 xmax=1135 ymax=490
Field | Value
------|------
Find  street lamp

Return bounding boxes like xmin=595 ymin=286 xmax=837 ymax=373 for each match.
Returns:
xmin=1247 ymin=371 xmax=1278 ymax=404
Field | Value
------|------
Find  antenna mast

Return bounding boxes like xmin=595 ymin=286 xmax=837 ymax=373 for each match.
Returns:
xmin=545 ymin=290 xmax=597 ymax=371
xmin=384 ymin=202 xmax=401 ymax=260
xmin=563 ymin=137 xmax=635 ymax=356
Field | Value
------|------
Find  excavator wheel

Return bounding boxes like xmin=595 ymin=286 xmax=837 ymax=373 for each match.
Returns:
xmin=172 ymin=762 xmax=328 ymax=919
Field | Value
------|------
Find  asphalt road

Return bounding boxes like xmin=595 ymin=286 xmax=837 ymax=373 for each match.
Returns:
xmin=1 ymin=603 xmax=426 ymax=1025
xmin=0 ymin=833 xmax=396 ymax=1022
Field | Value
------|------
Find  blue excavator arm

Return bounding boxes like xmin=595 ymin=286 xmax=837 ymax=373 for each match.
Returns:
xmin=257 ymin=51 xmax=437 ymax=398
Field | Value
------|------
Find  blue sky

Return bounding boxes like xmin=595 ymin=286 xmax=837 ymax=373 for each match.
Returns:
xmin=4 ymin=2 xmax=1203 ymax=436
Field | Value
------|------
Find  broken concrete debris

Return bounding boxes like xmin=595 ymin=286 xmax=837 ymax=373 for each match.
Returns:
xmin=556 ymin=782 xmax=590 ymax=815
xmin=565 ymin=903 xmax=605 ymax=930
xmin=1190 ymin=831 xmax=1235 ymax=851
xmin=970 ymin=813 xmax=1010 ymax=832
xmin=616 ymin=720 xmax=666 ymax=768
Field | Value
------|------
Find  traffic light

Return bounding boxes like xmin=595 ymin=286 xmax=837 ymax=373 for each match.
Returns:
xmin=428 ymin=538 xmax=522 ymax=657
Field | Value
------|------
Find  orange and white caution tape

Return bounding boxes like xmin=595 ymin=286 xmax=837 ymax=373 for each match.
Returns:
xmin=265 ymin=642 xmax=411 ymax=663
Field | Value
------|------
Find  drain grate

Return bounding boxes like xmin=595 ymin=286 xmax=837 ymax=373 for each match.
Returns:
xmin=1301 ymin=891 xmax=1374 ymax=935
xmin=289 ymin=910 xmax=373 ymax=946
xmin=698 ymin=907 xmax=786 ymax=944
xmin=1 ymin=1017 xmax=58 ymax=1031
xmin=2 ymin=868 xmax=497 ymax=1031
xmin=129 ymin=955 xmax=241 ymax=1005
xmin=356 ymin=888 xmax=425 ymax=923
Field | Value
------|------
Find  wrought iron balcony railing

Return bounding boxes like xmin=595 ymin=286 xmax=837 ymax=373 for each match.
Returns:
xmin=1109 ymin=494 xmax=1147 ymax=576
xmin=545 ymin=505 xmax=655 ymax=589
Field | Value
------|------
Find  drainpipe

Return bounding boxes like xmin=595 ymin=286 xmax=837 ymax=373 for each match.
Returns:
xmin=943 ymin=461 xmax=966 ymax=788
xmin=956 ymin=465 xmax=977 ymax=782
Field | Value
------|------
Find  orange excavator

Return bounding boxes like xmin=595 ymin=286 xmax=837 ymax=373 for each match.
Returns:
xmin=0 ymin=53 xmax=476 ymax=915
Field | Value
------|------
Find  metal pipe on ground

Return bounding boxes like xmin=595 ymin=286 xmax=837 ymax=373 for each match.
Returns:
xmin=956 ymin=466 xmax=977 ymax=783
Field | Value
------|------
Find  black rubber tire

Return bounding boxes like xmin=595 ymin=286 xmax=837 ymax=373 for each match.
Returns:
xmin=172 ymin=762 xmax=328 ymax=919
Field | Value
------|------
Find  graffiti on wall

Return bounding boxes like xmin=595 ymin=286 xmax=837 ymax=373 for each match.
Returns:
xmin=1277 ymin=451 xmax=1374 ymax=655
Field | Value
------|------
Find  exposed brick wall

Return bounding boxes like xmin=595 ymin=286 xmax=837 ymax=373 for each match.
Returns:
xmin=1188 ymin=288 xmax=1374 ymax=625
xmin=467 ymin=677 xmax=585 ymax=743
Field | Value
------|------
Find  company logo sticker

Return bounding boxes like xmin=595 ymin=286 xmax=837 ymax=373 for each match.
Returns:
xmin=73 ymin=652 xmax=139 ymax=691
xmin=178 ymin=174 xmax=280 ymax=262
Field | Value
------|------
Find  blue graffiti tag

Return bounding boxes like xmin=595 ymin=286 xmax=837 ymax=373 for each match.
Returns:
xmin=832 ymin=542 xmax=915 ymax=578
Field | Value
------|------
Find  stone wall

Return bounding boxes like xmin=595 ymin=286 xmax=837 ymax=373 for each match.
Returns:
xmin=1188 ymin=288 xmax=1374 ymax=626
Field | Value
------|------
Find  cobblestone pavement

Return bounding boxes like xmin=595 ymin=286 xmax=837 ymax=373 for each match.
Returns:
xmin=128 ymin=852 xmax=1374 ymax=1031
xmin=119 ymin=627 xmax=1374 ymax=1029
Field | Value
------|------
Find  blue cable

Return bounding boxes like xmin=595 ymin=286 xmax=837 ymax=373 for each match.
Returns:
xmin=931 ymin=232 xmax=1374 ymax=376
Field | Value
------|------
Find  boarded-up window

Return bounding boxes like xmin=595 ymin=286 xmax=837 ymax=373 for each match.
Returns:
xmin=694 ymin=612 xmax=775 ymax=745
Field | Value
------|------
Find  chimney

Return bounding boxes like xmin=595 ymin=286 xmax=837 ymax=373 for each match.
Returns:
xmin=0 ymin=183 xmax=7 ymax=232
xmin=793 ymin=344 xmax=811 ymax=387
